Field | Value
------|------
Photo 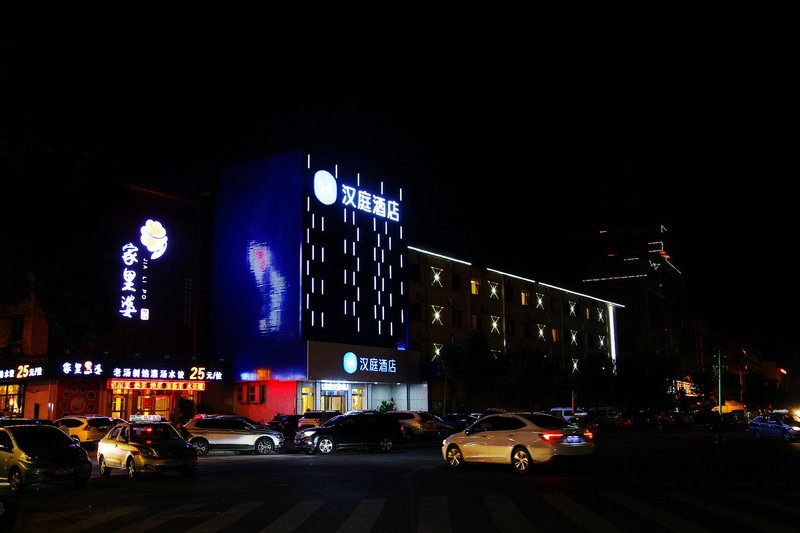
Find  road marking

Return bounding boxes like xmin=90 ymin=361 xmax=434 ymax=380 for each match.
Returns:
xmin=483 ymin=495 xmax=539 ymax=533
xmin=603 ymin=492 xmax=709 ymax=533
xmin=417 ymin=496 xmax=450 ymax=533
xmin=729 ymin=493 xmax=800 ymax=517
xmin=113 ymin=503 xmax=204 ymax=532
xmin=185 ymin=501 xmax=264 ymax=532
xmin=68 ymin=506 xmax=147 ymax=532
xmin=337 ymin=498 xmax=386 ymax=533
xmin=540 ymin=493 xmax=623 ymax=533
xmin=664 ymin=493 xmax=795 ymax=533
xmin=260 ymin=499 xmax=324 ymax=533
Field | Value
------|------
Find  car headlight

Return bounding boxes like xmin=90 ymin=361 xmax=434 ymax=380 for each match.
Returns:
xmin=137 ymin=446 xmax=156 ymax=458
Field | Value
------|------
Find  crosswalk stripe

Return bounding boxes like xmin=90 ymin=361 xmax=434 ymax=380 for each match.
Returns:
xmin=337 ymin=498 xmax=386 ymax=533
xmin=185 ymin=501 xmax=264 ymax=533
xmin=603 ymin=492 xmax=710 ymax=533
xmin=113 ymin=503 xmax=204 ymax=532
xmin=417 ymin=496 xmax=450 ymax=533
xmin=483 ymin=495 xmax=540 ymax=533
xmin=69 ymin=506 xmax=148 ymax=532
xmin=260 ymin=499 xmax=325 ymax=533
xmin=540 ymin=493 xmax=623 ymax=533
xmin=729 ymin=493 xmax=800 ymax=517
xmin=664 ymin=493 xmax=795 ymax=533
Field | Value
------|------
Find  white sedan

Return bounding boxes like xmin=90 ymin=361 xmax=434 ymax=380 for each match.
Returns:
xmin=442 ymin=412 xmax=594 ymax=474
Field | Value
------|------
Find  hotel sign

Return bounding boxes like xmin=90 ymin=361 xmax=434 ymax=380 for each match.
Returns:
xmin=313 ymin=170 xmax=400 ymax=222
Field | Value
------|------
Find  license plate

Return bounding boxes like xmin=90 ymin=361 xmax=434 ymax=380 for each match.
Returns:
xmin=164 ymin=459 xmax=182 ymax=466
xmin=54 ymin=468 xmax=74 ymax=475
xmin=566 ymin=436 xmax=581 ymax=443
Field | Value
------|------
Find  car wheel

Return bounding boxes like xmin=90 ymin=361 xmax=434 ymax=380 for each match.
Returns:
xmin=192 ymin=438 xmax=210 ymax=456
xmin=378 ymin=436 xmax=393 ymax=452
xmin=317 ymin=436 xmax=335 ymax=454
xmin=9 ymin=467 xmax=26 ymax=492
xmin=255 ymin=437 xmax=274 ymax=455
xmin=753 ymin=430 xmax=762 ymax=440
xmin=783 ymin=431 xmax=792 ymax=442
xmin=446 ymin=445 xmax=463 ymax=468
xmin=98 ymin=455 xmax=112 ymax=477
xmin=126 ymin=458 xmax=137 ymax=479
xmin=511 ymin=446 xmax=532 ymax=474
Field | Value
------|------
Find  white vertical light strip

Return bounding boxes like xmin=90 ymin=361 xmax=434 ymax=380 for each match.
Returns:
xmin=311 ymin=245 xmax=315 ymax=261
xmin=306 ymin=197 xmax=310 ymax=211
xmin=352 ymin=271 xmax=356 ymax=286
xmin=385 ymin=220 xmax=388 ymax=235
xmin=344 ymin=239 xmax=347 ymax=255
xmin=389 ymin=265 xmax=393 ymax=279
xmin=343 ymin=208 xmax=347 ymax=223
xmin=373 ymin=276 xmax=377 ymax=290
xmin=352 ymin=301 xmax=356 ymax=316
xmin=373 ymin=305 xmax=377 ymax=319
xmin=381 ymin=307 xmax=385 ymax=320
xmin=373 ymin=218 xmax=377 ymax=232
xmin=306 ymin=228 xmax=310 ymax=244
xmin=311 ymin=311 xmax=315 ymax=327
xmin=357 ymin=172 xmax=360 ymax=187
xmin=378 ymin=292 xmax=381 ymax=305
xmin=321 ymin=312 xmax=324 ymax=328
xmin=399 ymin=187 xmax=403 ymax=201
xmin=344 ymin=269 xmax=347 ymax=284
xmin=608 ymin=304 xmax=618 ymax=372
xmin=352 ymin=241 xmax=355 ymax=256
xmin=307 ymin=154 xmax=311 ymax=169
xmin=357 ymin=257 xmax=360 ymax=272
xmin=321 ymin=279 xmax=324 ymax=294
xmin=321 ymin=216 xmax=325 ymax=232
xmin=381 ymin=250 xmax=385 ymax=263
xmin=382 ymin=278 xmax=385 ymax=291
xmin=357 ymin=286 xmax=360 ymax=301
xmin=335 ymin=164 xmax=338 ymax=178
xmin=373 ymin=247 xmax=377 ymax=261
xmin=389 ymin=293 xmax=393 ymax=307
xmin=311 ymin=278 xmax=315 ymax=294
xmin=400 ymin=255 xmax=404 ymax=268
xmin=400 ymin=226 xmax=403 ymax=240
xmin=357 ymin=317 xmax=360 ymax=332
xmin=401 ymin=309 xmax=404 ymax=323
xmin=377 ymin=234 xmax=381 ymax=247
xmin=377 ymin=263 xmax=381 ymax=277
xmin=351 ymin=211 xmax=355 ymax=225
xmin=389 ymin=236 xmax=392 ymax=251
xmin=311 ymin=213 xmax=315 ymax=229
xmin=390 ymin=322 xmax=394 ymax=336
xmin=305 ymin=260 xmax=309 ymax=276
xmin=400 ymin=282 xmax=404 ymax=295
xmin=356 ymin=227 xmax=360 ymax=241
xmin=380 ymin=180 xmax=383 ymax=194
xmin=378 ymin=321 xmax=382 ymax=335
xmin=321 ymin=247 xmax=325 ymax=263
xmin=344 ymin=300 xmax=347 ymax=315
xmin=306 ymin=294 xmax=309 ymax=310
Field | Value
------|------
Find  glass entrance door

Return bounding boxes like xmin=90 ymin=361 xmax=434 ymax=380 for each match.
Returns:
xmin=321 ymin=394 xmax=344 ymax=412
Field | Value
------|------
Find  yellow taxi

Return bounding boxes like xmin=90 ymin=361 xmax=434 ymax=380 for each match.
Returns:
xmin=97 ymin=415 xmax=198 ymax=478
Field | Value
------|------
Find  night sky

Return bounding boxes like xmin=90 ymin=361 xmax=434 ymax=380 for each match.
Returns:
xmin=3 ymin=36 xmax=795 ymax=363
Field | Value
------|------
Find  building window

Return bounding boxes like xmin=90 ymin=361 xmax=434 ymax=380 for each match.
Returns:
xmin=585 ymin=307 xmax=591 ymax=320
xmin=488 ymin=281 xmax=499 ymax=299
xmin=471 ymin=314 xmax=482 ymax=330
xmin=521 ymin=290 xmax=530 ymax=306
xmin=551 ymin=328 xmax=559 ymax=343
xmin=430 ymin=266 xmax=443 ymax=287
xmin=536 ymin=293 xmax=545 ymax=310
xmin=452 ymin=272 xmax=462 ymax=291
xmin=236 ymin=385 xmax=245 ymax=403
xmin=470 ymin=278 xmax=480 ymax=295
xmin=490 ymin=315 xmax=501 ymax=333
xmin=452 ymin=309 xmax=462 ymax=327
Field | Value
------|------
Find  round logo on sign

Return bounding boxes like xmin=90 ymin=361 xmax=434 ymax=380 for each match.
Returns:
xmin=343 ymin=351 xmax=358 ymax=374
xmin=314 ymin=170 xmax=338 ymax=205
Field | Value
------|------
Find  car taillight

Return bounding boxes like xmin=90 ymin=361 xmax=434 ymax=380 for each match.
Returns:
xmin=539 ymin=432 xmax=563 ymax=446
xmin=583 ymin=429 xmax=594 ymax=440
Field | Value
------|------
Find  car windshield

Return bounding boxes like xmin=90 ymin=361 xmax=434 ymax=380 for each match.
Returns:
xmin=10 ymin=426 xmax=76 ymax=447
xmin=321 ymin=415 xmax=345 ymax=427
xmin=130 ymin=424 xmax=183 ymax=442
xmin=521 ymin=413 xmax=569 ymax=429
xmin=87 ymin=417 xmax=113 ymax=428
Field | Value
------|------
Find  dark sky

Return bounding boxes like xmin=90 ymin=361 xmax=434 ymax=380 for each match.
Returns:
xmin=5 ymin=36 xmax=796 ymax=362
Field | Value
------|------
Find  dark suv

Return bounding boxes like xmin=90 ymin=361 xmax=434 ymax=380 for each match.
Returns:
xmin=183 ymin=417 xmax=284 ymax=455
xmin=294 ymin=412 xmax=404 ymax=454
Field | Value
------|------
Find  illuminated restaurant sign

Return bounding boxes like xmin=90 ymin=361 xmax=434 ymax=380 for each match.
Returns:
xmin=61 ymin=360 xmax=104 ymax=376
xmin=108 ymin=379 xmax=206 ymax=391
xmin=1 ymin=363 xmax=45 ymax=381
xmin=118 ymin=218 xmax=169 ymax=320
xmin=111 ymin=365 xmax=224 ymax=381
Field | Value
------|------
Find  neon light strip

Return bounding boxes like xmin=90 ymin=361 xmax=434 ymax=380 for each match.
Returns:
xmin=623 ymin=257 xmax=639 ymax=261
xmin=540 ymin=282 xmax=625 ymax=307
xmin=608 ymin=304 xmax=617 ymax=370
xmin=665 ymin=258 xmax=682 ymax=274
xmin=487 ymin=268 xmax=535 ymax=284
xmin=407 ymin=246 xmax=472 ymax=265
xmin=581 ymin=274 xmax=647 ymax=283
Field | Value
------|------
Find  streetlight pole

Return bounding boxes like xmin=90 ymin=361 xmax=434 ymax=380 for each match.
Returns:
xmin=714 ymin=350 xmax=723 ymax=412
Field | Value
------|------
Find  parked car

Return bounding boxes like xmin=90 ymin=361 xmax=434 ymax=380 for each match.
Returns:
xmin=0 ymin=418 xmax=54 ymax=427
xmin=748 ymin=413 xmax=800 ymax=442
xmin=437 ymin=413 xmax=471 ymax=434
xmin=294 ymin=412 xmax=404 ymax=454
xmin=54 ymin=415 xmax=115 ymax=443
xmin=549 ymin=407 xmax=589 ymax=423
xmin=183 ymin=416 xmax=284 ymax=455
xmin=442 ymin=412 xmax=595 ymax=474
xmin=383 ymin=410 xmax=439 ymax=439
xmin=97 ymin=415 xmax=198 ymax=478
xmin=0 ymin=424 xmax=92 ymax=492
xmin=267 ymin=414 xmax=304 ymax=439
xmin=297 ymin=410 xmax=342 ymax=430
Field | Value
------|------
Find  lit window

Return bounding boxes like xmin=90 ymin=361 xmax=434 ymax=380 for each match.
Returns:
xmin=471 ymin=314 xmax=482 ymax=330
xmin=585 ymin=307 xmax=591 ymax=320
xmin=521 ymin=290 xmax=530 ymax=306
xmin=471 ymin=278 xmax=480 ymax=295
xmin=551 ymin=328 xmax=559 ymax=342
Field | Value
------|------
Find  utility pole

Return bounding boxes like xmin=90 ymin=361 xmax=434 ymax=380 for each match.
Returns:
xmin=713 ymin=350 xmax=723 ymax=412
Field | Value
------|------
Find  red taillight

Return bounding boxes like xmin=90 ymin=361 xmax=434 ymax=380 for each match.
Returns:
xmin=539 ymin=432 xmax=563 ymax=446
xmin=583 ymin=429 xmax=594 ymax=440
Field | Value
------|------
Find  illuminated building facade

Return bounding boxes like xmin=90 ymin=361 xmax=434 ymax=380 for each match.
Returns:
xmin=406 ymin=246 xmax=622 ymax=414
xmin=212 ymin=150 xmax=423 ymax=422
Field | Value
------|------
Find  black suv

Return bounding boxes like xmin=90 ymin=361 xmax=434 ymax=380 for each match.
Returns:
xmin=294 ymin=412 xmax=404 ymax=454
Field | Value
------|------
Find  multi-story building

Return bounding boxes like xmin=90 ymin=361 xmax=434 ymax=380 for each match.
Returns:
xmin=406 ymin=246 xmax=623 ymax=414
